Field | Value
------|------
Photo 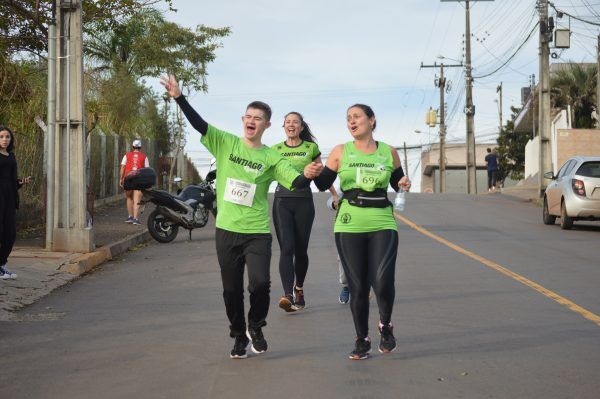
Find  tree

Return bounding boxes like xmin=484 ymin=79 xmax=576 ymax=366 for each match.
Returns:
xmin=550 ymin=63 xmax=597 ymax=128
xmin=0 ymin=0 xmax=174 ymax=57
xmin=84 ymin=9 xmax=230 ymax=92
xmin=496 ymin=106 xmax=530 ymax=182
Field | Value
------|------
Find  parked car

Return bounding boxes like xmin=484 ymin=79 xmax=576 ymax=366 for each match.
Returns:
xmin=543 ymin=156 xmax=600 ymax=229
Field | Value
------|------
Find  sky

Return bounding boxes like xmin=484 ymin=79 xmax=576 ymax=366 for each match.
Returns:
xmin=153 ymin=0 xmax=600 ymax=188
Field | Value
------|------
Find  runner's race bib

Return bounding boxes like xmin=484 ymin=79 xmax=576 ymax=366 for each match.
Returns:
xmin=224 ymin=177 xmax=256 ymax=207
xmin=356 ymin=167 xmax=384 ymax=191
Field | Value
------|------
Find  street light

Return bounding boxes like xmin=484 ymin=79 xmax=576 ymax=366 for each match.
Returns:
xmin=437 ymin=55 xmax=463 ymax=64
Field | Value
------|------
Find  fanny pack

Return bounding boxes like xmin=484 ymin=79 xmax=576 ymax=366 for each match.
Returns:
xmin=342 ymin=188 xmax=392 ymax=208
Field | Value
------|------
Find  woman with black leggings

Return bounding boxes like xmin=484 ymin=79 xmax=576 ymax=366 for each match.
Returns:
xmin=315 ymin=104 xmax=411 ymax=359
xmin=272 ymin=112 xmax=322 ymax=312
xmin=0 ymin=126 xmax=32 ymax=280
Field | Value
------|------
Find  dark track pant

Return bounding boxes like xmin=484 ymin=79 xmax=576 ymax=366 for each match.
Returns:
xmin=215 ymin=228 xmax=272 ymax=338
xmin=0 ymin=198 xmax=16 ymax=266
xmin=273 ymin=197 xmax=315 ymax=295
xmin=487 ymin=170 xmax=498 ymax=189
xmin=335 ymin=230 xmax=398 ymax=339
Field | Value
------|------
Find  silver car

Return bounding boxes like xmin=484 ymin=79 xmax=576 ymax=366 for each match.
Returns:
xmin=543 ymin=156 xmax=600 ymax=229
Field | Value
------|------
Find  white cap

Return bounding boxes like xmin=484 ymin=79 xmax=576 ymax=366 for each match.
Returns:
xmin=132 ymin=139 xmax=142 ymax=148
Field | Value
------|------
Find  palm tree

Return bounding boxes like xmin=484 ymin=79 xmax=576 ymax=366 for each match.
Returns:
xmin=550 ymin=63 xmax=597 ymax=128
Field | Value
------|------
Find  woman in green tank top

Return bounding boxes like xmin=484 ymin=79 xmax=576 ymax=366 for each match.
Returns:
xmin=271 ymin=112 xmax=322 ymax=312
xmin=315 ymin=104 xmax=411 ymax=360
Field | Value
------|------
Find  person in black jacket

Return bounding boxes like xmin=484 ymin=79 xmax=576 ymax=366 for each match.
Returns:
xmin=0 ymin=126 xmax=32 ymax=280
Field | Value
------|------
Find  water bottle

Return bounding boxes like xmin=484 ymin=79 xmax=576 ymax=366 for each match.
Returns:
xmin=394 ymin=188 xmax=406 ymax=212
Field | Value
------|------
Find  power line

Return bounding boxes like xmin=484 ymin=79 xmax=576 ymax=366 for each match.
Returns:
xmin=473 ymin=22 xmax=540 ymax=79
xmin=550 ymin=2 xmax=600 ymax=26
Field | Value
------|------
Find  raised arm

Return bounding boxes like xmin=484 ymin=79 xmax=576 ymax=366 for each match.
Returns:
xmin=160 ymin=75 xmax=208 ymax=135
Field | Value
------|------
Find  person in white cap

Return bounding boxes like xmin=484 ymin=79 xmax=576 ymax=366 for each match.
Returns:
xmin=120 ymin=139 xmax=149 ymax=225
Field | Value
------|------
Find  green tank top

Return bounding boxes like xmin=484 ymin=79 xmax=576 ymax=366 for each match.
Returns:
xmin=272 ymin=140 xmax=321 ymax=198
xmin=334 ymin=141 xmax=397 ymax=233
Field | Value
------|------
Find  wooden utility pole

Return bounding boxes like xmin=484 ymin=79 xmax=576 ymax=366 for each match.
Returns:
xmin=421 ymin=61 xmax=462 ymax=193
xmin=403 ymin=142 xmax=409 ymax=177
xmin=51 ymin=0 xmax=93 ymax=252
xmin=538 ymin=0 xmax=552 ymax=196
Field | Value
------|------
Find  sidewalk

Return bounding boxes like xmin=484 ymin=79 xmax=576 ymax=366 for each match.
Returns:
xmin=0 ymin=199 xmax=151 ymax=321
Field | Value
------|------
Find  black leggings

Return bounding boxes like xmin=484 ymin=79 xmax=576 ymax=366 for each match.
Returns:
xmin=273 ymin=197 xmax=315 ymax=296
xmin=0 ymin=197 xmax=17 ymax=266
xmin=335 ymin=230 xmax=398 ymax=339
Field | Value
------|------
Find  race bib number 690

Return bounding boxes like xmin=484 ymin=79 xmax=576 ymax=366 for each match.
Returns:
xmin=224 ymin=177 xmax=256 ymax=207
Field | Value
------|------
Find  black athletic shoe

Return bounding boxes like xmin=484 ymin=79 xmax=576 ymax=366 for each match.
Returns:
xmin=230 ymin=335 xmax=250 ymax=359
xmin=278 ymin=294 xmax=298 ymax=312
xmin=293 ymin=285 xmax=305 ymax=309
xmin=246 ymin=327 xmax=268 ymax=354
xmin=378 ymin=322 xmax=397 ymax=353
xmin=349 ymin=337 xmax=371 ymax=360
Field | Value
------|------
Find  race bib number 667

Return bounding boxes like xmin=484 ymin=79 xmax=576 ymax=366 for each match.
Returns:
xmin=224 ymin=177 xmax=256 ymax=207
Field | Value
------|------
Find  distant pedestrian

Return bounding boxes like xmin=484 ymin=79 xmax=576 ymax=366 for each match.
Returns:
xmin=485 ymin=147 xmax=499 ymax=191
xmin=326 ymin=186 xmax=350 ymax=304
xmin=120 ymin=139 xmax=149 ymax=225
xmin=0 ymin=126 xmax=32 ymax=280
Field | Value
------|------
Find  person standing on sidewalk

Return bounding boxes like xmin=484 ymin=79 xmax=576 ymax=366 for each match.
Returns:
xmin=272 ymin=112 xmax=323 ymax=312
xmin=119 ymin=139 xmax=149 ymax=225
xmin=0 ymin=126 xmax=32 ymax=280
xmin=314 ymin=104 xmax=411 ymax=360
xmin=160 ymin=75 xmax=322 ymax=359
xmin=485 ymin=147 xmax=499 ymax=191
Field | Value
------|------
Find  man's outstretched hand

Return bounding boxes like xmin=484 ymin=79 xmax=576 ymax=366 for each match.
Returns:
xmin=160 ymin=75 xmax=182 ymax=99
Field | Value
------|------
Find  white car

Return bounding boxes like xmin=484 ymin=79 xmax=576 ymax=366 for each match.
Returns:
xmin=543 ymin=156 xmax=600 ymax=230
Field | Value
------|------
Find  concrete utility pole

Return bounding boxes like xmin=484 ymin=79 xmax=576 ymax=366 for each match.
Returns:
xmin=496 ymin=82 xmax=503 ymax=133
xmin=597 ymin=34 xmax=600 ymax=127
xmin=421 ymin=61 xmax=462 ymax=193
xmin=538 ymin=0 xmax=552 ymax=196
xmin=464 ymin=0 xmax=477 ymax=194
xmin=45 ymin=5 xmax=57 ymax=250
xmin=50 ymin=0 xmax=93 ymax=252
xmin=441 ymin=0 xmax=493 ymax=194
xmin=531 ymin=74 xmax=536 ymax=138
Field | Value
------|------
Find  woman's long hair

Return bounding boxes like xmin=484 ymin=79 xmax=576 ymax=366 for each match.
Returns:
xmin=284 ymin=112 xmax=317 ymax=143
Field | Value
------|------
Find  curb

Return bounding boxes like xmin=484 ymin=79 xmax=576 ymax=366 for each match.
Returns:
xmin=67 ymin=229 xmax=151 ymax=275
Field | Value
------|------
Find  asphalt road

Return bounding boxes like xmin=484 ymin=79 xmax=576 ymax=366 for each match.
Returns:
xmin=1 ymin=193 xmax=599 ymax=399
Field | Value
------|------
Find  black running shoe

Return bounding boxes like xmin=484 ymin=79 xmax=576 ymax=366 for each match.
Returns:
xmin=378 ymin=322 xmax=397 ymax=353
xmin=246 ymin=327 xmax=268 ymax=354
xmin=349 ymin=337 xmax=371 ymax=360
xmin=230 ymin=335 xmax=250 ymax=359
xmin=278 ymin=294 xmax=298 ymax=312
xmin=293 ymin=285 xmax=305 ymax=309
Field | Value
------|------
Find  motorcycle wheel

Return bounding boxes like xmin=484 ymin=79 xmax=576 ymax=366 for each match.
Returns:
xmin=148 ymin=209 xmax=179 ymax=243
